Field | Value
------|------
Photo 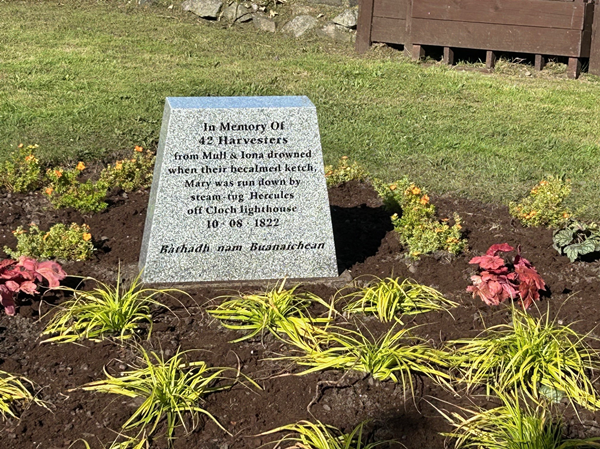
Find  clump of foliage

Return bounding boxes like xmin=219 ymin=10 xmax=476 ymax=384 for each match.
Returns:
xmin=0 ymin=370 xmax=44 ymax=420
xmin=278 ymin=325 xmax=451 ymax=395
xmin=467 ymin=243 xmax=546 ymax=310
xmin=5 ymin=223 xmax=95 ymax=261
xmin=553 ymin=220 xmax=600 ymax=262
xmin=0 ymin=256 xmax=66 ymax=316
xmin=73 ymin=435 xmax=149 ymax=449
xmin=509 ymin=176 xmax=572 ymax=228
xmin=262 ymin=420 xmax=395 ymax=449
xmin=80 ymin=347 xmax=243 ymax=443
xmin=373 ymin=178 xmax=467 ymax=258
xmin=438 ymin=391 xmax=600 ymax=449
xmin=449 ymin=308 xmax=600 ymax=410
xmin=100 ymin=146 xmax=155 ymax=192
xmin=0 ymin=144 xmax=42 ymax=193
xmin=207 ymin=281 xmax=332 ymax=343
xmin=324 ymin=156 xmax=369 ymax=187
xmin=44 ymin=162 xmax=109 ymax=213
xmin=342 ymin=277 xmax=458 ymax=322
xmin=42 ymin=273 xmax=183 ymax=343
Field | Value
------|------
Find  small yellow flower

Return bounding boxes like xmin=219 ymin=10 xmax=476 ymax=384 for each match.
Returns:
xmin=539 ymin=180 xmax=548 ymax=186
xmin=420 ymin=194 xmax=429 ymax=205
xmin=340 ymin=156 xmax=348 ymax=160
xmin=76 ymin=161 xmax=86 ymax=171
xmin=563 ymin=212 xmax=570 ymax=218
xmin=115 ymin=162 xmax=123 ymax=170
xmin=18 ymin=143 xmax=24 ymax=149
xmin=130 ymin=158 xmax=136 ymax=162
xmin=45 ymin=187 xmax=54 ymax=195
xmin=25 ymin=154 xmax=36 ymax=163
xmin=54 ymin=170 xmax=63 ymax=178
xmin=410 ymin=186 xmax=421 ymax=195
xmin=82 ymin=233 xmax=92 ymax=242
xmin=389 ymin=184 xmax=397 ymax=191
xmin=134 ymin=146 xmax=144 ymax=153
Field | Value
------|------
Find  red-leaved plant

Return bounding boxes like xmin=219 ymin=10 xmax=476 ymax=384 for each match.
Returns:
xmin=0 ymin=256 xmax=66 ymax=315
xmin=467 ymin=243 xmax=546 ymax=309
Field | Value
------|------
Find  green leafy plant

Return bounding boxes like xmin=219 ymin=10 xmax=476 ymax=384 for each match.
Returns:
xmin=449 ymin=307 xmax=600 ymax=410
xmin=5 ymin=222 xmax=95 ymax=261
xmin=373 ymin=178 xmax=467 ymax=258
xmin=261 ymin=420 xmax=395 ymax=449
xmin=342 ymin=277 xmax=458 ymax=322
xmin=0 ymin=144 xmax=42 ymax=193
xmin=71 ymin=435 xmax=149 ymax=449
xmin=436 ymin=391 xmax=600 ymax=449
xmin=325 ymin=156 xmax=369 ymax=187
xmin=99 ymin=146 xmax=155 ymax=192
xmin=41 ymin=272 xmax=183 ymax=343
xmin=509 ymin=176 xmax=572 ymax=228
xmin=207 ymin=281 xmax=333 ymax=343
xmin=553 ymin=220 xmax=600 ymax=262
xmin=44 ymin=162 xmax=109 ymax=213
xmin=277 ymin=325 xmax=452 ymax=395
xmin=0 ymin=370 xmax=45 ymax=419
xmin=79 ymin=347 xmax=242 ymax=443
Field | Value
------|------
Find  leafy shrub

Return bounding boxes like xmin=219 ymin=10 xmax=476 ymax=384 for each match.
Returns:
xmin=207 ymin=281 xmax=332 ymax=343
xmin=509 ymin=176 xmax=571 ymax=228
xmin=324 ymin=156 xmax=369 ymax=187
xmin=5 ymin=223 xmax=95 ymax=261
xmin=262 ymin=420 xmax=395 ymax=449
xmin=100 ymin=146 xmax=155 ymax=192
xmin=373 ymin=179 xmax=467 ymax=258
xmin=342 ymin=277 xmax=458 ymax=322
xmin=80 ymin=347 xmax=244 ymax=442
xmin=438 ymin=391 xmax=600 ymax=449
xmin=553 ymin=220 xmax=600 ymax=262
xmin=0 ymin=256 xmax=66 ymax=316
xmin=0 ymin=144 xmax=42 ymax=193
xmin=467 ymin=243 xmax=545 ymax=310
xmin=44 ymin=163 xmax=109 ymax=213
xmin=42 ymin=273 xmax=183 ymax=343
xmin=449 ymin=308 xmax=600 ymax=410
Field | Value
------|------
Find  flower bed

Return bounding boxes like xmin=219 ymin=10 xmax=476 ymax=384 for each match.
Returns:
xmin=1 ymin=181 xmax=600 ymax=448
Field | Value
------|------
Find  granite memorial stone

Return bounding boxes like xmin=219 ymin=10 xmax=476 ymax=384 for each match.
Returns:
xmin=140 ymin=96 xmax=338 ymax=283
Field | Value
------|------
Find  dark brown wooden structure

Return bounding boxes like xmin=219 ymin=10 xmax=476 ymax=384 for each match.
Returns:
xmin=356 ymin=0 xmax=599 ymax=79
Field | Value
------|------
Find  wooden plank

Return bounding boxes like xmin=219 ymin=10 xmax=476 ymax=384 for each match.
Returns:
xmin=486 ymin=50 xmax=497 ymax=69
xmin=411 ymin=19 xmax=584 ymax=56
xmin=568 ymin=57 xmax=581 ymax=79
xmin=535 ymin=54 xmax=546 ymax=71
xmin=373 ymin=0 xmax=407 ymax=20
xmin=412 ymin=43 xmax=425 ymax=60
xmin=589 ymin=1 xmax=600 ymax=75
xmin=443 ymin=47 xmax=454 ymax=65
xmin=412 ymin=0 xmax=586 ymax=31
xmin=356 ymin=0 xmax=376 ymax=53
xmin=371 ymin=17 xmax=407 ymax=45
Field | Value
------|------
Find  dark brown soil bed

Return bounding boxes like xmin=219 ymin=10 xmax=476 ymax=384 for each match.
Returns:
xmin=1 ymin=181 xmax=600 ymax=448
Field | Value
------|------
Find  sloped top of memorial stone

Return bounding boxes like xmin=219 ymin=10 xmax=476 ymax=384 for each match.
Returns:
xmin=166 ymin=96 xmax=314 ymax=110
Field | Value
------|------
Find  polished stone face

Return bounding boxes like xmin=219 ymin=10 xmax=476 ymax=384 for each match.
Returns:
xmin=140 ymin=96 xmax=338 ymax=283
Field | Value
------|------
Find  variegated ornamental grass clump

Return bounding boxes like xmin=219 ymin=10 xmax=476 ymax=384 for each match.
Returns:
xmin=342 ymin=276 xmax=458 ymax=323
xmin=467 ymin=243 xmax=546 ymax=310
xmin=79 ymin=346 xmax=256 ymax=444
xmin=207 ymin=281 xmax=333 ymax=343
xmin=0 ymin=370 xmax=45 ymax=420
xmin=449 ymin=308 xmax=600 ymax=411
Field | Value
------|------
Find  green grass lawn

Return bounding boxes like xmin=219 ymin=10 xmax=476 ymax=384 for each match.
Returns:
xmin=2 ymin=0 xmax=600 ymax=216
